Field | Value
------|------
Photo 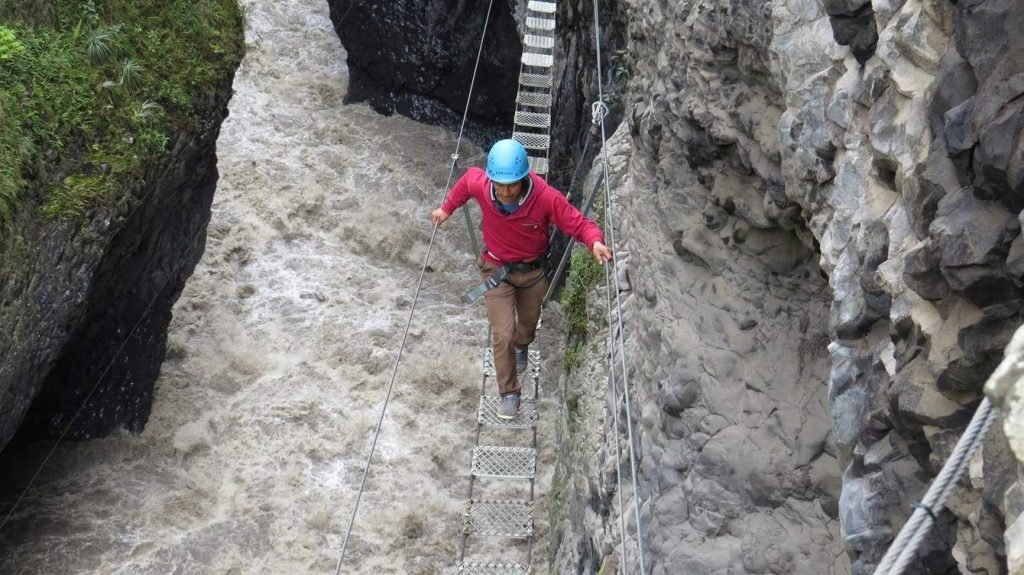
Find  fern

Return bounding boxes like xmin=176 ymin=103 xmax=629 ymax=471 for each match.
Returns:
xmin=85 ymin=25 xmax=120 ymax=65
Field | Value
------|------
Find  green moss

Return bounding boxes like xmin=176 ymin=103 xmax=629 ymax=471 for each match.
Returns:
xmin=560 ymin=245 xmax=604 ymax=371
xmin=0 ymin=0 xmax=244 ymax=237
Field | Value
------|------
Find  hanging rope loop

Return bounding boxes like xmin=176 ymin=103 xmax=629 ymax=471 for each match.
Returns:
xmin=591 ymin=100 xmax=609 ymax=126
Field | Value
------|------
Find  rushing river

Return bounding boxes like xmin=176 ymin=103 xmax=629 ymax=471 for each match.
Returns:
xmin=0 ymin=0 xmax=558 ymax=572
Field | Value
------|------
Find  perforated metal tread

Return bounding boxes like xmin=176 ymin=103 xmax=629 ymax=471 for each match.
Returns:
xmin=526 ymin=17 xmax=556 ymax=31
xmin=524 ymin=34 xmax=555 ymax=49
xmin=472 ymin=446 xmax=537 ymax=479
xmin=515 ymin=111 xmax=551 ymax=128
xmin=478 ymin=396 xmax=539 ymax=429
xmin=512 ymin=132 xmax=550 ymax=150
xmin=527 ymin=156 xmax=548 ymax=175
xmin=463 ymin=500 xmax=534 ymax=537
xmin=484 ymin=347 xmax=541 ymax=379
xmin=457 ymin=563 xmax=530 ymax=575
xmin=528 ymin=0 xmax=556 ymax=13
xmin=517 ymin=91 xmax=551 ymax=107
xmin=521 ymin=52 xmax=553 ymax=68
xmin=518 ymin=72 xmax=552 ymax=89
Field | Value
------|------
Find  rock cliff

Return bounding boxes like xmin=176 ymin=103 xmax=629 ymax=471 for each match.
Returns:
xmin=552 ymin=0 xmax=1023 ymax=572
xmin=0 ymin=3 xmax=244 ymax=451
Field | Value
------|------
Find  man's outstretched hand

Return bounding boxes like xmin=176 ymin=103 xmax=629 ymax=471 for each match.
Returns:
xmin=592 ymin=241 xmax=613 ymax=264
xmin=431 ymin=208 xmax=450 ymax=226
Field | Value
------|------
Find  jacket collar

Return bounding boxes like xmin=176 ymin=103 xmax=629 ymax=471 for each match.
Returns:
xmin=489 ymin=175 xmax=534 ymax=209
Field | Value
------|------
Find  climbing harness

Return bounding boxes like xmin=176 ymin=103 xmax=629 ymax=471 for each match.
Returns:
xmin=463 ymin=258 xmax=547 ymax=304
xmin=463 ymin=265 xmax=509 ymax=304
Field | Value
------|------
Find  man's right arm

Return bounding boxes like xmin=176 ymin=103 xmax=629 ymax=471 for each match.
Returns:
xmin=432 ymin=170 xmax=475 ymax=226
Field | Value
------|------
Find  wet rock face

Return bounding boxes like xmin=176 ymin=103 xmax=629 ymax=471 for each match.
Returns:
xmin=0 ymin=90 xmax=236 ymax=449
xmin=326 ymin=0 xmax=521 ymax=140
xmin=552 ymin=0 xmax=847 ymax=572
xmin=550 ymin=0 xmax=1024 ymax=572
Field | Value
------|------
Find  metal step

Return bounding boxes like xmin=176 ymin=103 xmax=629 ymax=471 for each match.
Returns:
xmin=515 ymin=111 xmax=551 ymax=128
xmin=518 ymin=71 xmax=552 ymax=89
xmin=528 ymin=0 xmax=557 ymax=14
xmin=527 ymin=155 xmax=548 ymax=175
xmin=457 ymin=563 xmax=530 ymax=575
xmin=516 ymin=90 xmax=551 ymax=108
xmin=471 ymin=446 xmax=537 ymax=479
xmin=521 ymin=52 xmax=553 ymax=68
xmin=463 ymin=500 xmax=534 ymax=537
xmin=524 ymin=34 xmax=555 ymax=49
xmin=478 ymin=396 xmax=539 ymax=429
xmin=484 ymin=347 xmax=541 ymax=378
xmin=512 ymin=131 xmax=550 ymax=150
xmin=526 ymin=17 xmax=556 ymax=31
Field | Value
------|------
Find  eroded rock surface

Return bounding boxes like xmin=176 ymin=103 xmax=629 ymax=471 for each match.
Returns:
xmin=552 ymin=0 xmax=1023 ymax=573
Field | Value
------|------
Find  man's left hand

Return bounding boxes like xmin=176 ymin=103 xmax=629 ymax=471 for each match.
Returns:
xmin=592 ymin=242 xmax=613 ymax=264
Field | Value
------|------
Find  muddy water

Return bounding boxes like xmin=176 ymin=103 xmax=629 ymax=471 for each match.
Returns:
xmin=0 ymin=1 xmax=559 ymax=572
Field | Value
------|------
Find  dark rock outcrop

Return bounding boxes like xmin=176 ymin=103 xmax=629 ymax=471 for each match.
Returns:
xmin=0 ymin=56 xmax=241 ymax=449
xmin=326 ymin=0 xmax=628 ymax=195
xmin=326 ymin=0 xmax=521 ymax=144
xmin=822 ymin=0 xmax=878 ymax=64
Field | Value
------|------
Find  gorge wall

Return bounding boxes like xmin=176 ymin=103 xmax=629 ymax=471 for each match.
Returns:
xmin=0 ymin=4 xmax=244 ymax=451
xmin=554 ymin=0 xmax=1023 ymax=572
xmin=327 ymin=0 xmax=1024 ymax=572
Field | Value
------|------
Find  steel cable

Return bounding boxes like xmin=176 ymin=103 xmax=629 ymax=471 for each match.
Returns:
xmin=591 ymin=0 xmax=649 ymax=570
xmin=873 ymin=397 xmax=996 ymax=575
xmin=333 ymin=0 xmax=496 ymax=570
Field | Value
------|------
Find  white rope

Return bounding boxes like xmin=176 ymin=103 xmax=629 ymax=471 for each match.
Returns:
xmin=591 ymin=0 xmax=649 ymax=571
xmin=334 ymin=0 xmax=497 ymax=569
xmin=873 ymin=397 xmax=996 ymax=575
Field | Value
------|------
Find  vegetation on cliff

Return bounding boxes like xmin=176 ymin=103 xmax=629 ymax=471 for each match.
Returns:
xmin=0 ymin=0 xmax=244 ymax=235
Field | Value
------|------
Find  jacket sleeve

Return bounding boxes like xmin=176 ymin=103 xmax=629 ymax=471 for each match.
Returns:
xmin=549 ymin=192 xmax=605 ymax=249
xmin=441 ymin=170 xmax=475 ymax=215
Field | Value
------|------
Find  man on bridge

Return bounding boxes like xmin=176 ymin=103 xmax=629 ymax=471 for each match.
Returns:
xmin=431 ymin=139 xmax=612 ymax=419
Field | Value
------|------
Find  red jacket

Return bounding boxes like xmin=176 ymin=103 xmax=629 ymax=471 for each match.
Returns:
xmin=442 ymin=167 xmax=605 ymax=265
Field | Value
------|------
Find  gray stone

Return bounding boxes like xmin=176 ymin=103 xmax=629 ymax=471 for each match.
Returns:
xmin=658 ymin=369 xmax=701 ymax=416
xmin=944 ymin=97 xmax=978 ymax=154
xmin=892 ymin=359 xmax=971 ymax=427
xmin=930 ymin=188 xmax=1020 ymax=305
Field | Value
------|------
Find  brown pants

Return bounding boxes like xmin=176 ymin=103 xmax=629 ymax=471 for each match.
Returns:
xmin=478 ymin=260 xmax=548 ymax=397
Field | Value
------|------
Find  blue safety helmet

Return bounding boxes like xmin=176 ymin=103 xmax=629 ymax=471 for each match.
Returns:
xmin=486 ymin=139 xmax=530 ymax=183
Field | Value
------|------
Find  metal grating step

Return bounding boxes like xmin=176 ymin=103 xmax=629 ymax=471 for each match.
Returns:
xmin=513 ymin=131 xmax=551 ymax=150
xmin=464 ymin=500 xmax=534 ymax=537
xmin=472 ymin=446 xmax=537 ymax=479
xmin=522 ymin=52 xmax=554 ymax=68
xmin=517 ymin=91 xmax=551 ymax=108
xmin=457 ymin=563 xmax=530 ymax=575
xmin=515 ymin=111 xmax=551 ymax=128
xmin=524 ymin=34 xmax=555 ymax=49
xmin=518 ymin=72 xmax=552 ymax=89
xmin=478 ymin=396 xmax=539 ymax=429
xmin=527 ymin=155 xmax=548 ymax=175
xmin=484 ymin=347 xmax=541 ymax=378
xmin=526 ymin=17 xmax=556 ymax=31
xmin=528 ymin=0 xmax=557 ymax=14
